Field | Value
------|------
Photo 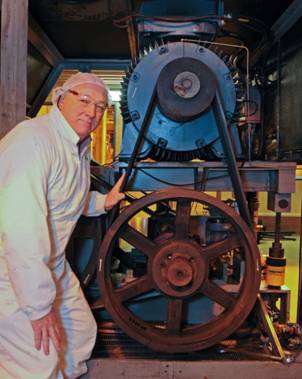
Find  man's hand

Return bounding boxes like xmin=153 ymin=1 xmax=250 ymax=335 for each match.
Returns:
xmin=104 ymin=174 xmax=126 ymax=211
xmin=30 ymin=307 xmax=61 ymax=355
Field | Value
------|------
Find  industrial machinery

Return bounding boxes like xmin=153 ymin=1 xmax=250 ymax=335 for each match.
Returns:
xmin=119 ymin=40 xmax=243 ymax=162
xmin=68 ymin=0 xmax=298 ymax=358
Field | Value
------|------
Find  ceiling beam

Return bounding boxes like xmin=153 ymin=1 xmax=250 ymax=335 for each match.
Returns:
xmin=126 ymin=0 xmax=138 ymax=61
xmin=28 ymin=66 xmax=63 ymax=118
xmin=271 ymin=0 xmax=302 ymax=43
xmin=28 ymin=13 xmax=64 ymax=67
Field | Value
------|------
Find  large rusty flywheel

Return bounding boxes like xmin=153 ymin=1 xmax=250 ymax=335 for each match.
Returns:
xmin=98 ymin=188 xmax=260 ymax=353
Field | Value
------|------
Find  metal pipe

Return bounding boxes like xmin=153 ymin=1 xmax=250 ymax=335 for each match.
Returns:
xmin=275 ymin=212 xmax=281 ymax=245
xmin=276 ymin=39 xmax=281 ymax=160
xmin=297 ymin=200 xmax=302 ymax=323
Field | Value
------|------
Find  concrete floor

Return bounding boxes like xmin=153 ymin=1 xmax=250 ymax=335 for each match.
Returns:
xmin=82 ymin=355 xmax=302 ymax=379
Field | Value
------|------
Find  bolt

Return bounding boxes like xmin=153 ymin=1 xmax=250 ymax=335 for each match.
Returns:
xmin=159 ymin=46 xmax=168 ymax=54
xmin=217 ymin=346 xmax=226 ymax=354
xmin=283 ymin=355 xmax=294 ymax=364
xmin=132 ymin=73 xmax=139 ymax=82
xmin=130 ymin=111 xmax=140 ymax=121
xmin=182 ymin=79 xmax=192 ymax=89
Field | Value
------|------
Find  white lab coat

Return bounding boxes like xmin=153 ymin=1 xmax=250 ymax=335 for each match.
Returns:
xmin=0 ymin=105 xmax=107 ymax=378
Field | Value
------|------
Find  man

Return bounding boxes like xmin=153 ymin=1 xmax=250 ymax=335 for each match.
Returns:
xmin=0 ymin=72 xmax=125 ymax=378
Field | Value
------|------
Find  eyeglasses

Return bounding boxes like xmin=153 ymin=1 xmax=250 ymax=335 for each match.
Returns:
xmin=68 ymin=89 xmax=107 ymax=114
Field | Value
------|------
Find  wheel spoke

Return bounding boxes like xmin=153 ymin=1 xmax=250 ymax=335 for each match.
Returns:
xmin=115 ymin=275 xmax=154 ymax=303
xmin=201 ymin=280 xmax=236 ymax=309
xmin=174 ymin=199 xmax=191 ymax=239
xmin=99 ymin=189 xmax=260 ymax=353
xmin=202 ymin=235 xmax=241 ymax=261
xmin=166 ymin=299 xmax=184 ymax=333
xmin=120 ymin=225 xmax=156 ymax=258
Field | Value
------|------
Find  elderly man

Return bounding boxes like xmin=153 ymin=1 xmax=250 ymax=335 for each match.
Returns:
xmin=0 ymin=73 xmax=124 ymax=378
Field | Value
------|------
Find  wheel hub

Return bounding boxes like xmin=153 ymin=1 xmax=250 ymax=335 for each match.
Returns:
xmin=167 ymin=258 xmax=193 ymax=287
xmin=99 ymin=188 xmax=261 ymax=353
xmin=151 ymin=240 xmax=207 ymax=297
xmin=173 ymin=71 xmax=200 ymax=98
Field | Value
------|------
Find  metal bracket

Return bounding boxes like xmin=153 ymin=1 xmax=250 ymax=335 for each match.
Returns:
xmin=256 ymin=294 xmax=286 ymax=360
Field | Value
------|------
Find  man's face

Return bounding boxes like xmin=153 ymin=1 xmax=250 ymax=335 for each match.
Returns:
xmin=58 ymin=83 xmax=108 ymax=141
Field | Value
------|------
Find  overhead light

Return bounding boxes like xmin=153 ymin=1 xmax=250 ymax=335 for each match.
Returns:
xmin=109 ymin=90 xmax=121 ymax=102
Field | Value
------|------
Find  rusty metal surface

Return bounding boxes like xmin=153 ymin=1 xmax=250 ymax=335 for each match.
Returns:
xmin=156 ymin=57 xmax=217 ymax=122
xmin=98 ymin=188 xmax=261 ymax=353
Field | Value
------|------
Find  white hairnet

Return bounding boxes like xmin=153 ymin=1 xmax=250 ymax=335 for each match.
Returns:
xmin=52 ymin=72 xmax=109 ymax=104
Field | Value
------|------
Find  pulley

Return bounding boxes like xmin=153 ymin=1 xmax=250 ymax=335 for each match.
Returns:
xmin=98 ymin=188 xmax=261 ymax=353
xmin=119 ymin=41 xmax=243 ymax=161
xmin=157 ymin=57 xmax=217 ymax=122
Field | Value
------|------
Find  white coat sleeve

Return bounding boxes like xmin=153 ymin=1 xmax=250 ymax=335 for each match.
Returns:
xmin=0 ymin=138 xmax=56 ymax=320
xmin=83 ymin=191 xmax=108 ymax=216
